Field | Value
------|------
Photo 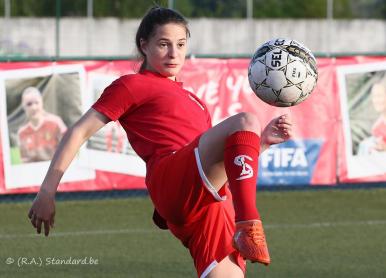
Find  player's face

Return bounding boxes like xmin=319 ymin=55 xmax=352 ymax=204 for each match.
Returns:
xmin=141 ymin=23 xmax=187 ymax=80
xmin=371 ymin=84 xmax=386 ymax=113
xmin=22 ymin=93 xmax=44 ymax=119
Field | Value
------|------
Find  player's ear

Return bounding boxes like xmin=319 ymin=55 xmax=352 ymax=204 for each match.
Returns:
xmin=140 ymin=39 xmax=148 ymax=55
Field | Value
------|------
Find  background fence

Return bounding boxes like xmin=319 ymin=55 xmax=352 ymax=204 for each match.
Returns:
xmin=0 ymin=0 xmax=386 ymax=59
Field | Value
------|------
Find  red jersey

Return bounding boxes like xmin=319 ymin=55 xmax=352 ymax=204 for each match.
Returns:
xmin=92 ymin=70 xmax=212 ymax=170
xmin=93 ymin=71 xmax=245 ymax=277
xmin=372 ymin=117 xmax=386 ymax=143
xmin=18 ymin=114 xmax=67 ymax=163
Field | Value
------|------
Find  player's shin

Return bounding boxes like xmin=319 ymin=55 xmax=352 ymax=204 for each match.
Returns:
xmin=224 ymin=130 xmax=260 ymax=222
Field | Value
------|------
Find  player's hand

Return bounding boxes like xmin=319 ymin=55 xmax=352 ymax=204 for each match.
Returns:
xmin=260 ymin=114 xmax=293 ymax=152
xmin=28 ymin=189 xmax=56 ymax=236
xmin=374 ymin=137 xmax=386 ymax=152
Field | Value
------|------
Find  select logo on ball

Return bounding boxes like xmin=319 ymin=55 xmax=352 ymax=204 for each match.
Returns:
xmin=248 ymin=38 xmax=318 ymax=107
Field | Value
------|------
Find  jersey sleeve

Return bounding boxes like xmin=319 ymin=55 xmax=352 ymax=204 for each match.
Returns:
xmin=92 ymin=78 xmax=135 ymax=121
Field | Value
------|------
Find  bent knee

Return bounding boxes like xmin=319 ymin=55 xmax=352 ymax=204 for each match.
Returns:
xmin=232 ymin=112 xmax=261 ymax=134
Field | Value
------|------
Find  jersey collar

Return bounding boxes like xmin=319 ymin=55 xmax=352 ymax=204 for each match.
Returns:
xmin=140 ymin=70 xmax=183 ymax=87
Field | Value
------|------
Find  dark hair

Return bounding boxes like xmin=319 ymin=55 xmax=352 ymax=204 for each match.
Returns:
xmin=135 ymin=6 xmax=190 ymax=72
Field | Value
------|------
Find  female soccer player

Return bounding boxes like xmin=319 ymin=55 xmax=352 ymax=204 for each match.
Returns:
xmin=28 ymin=7 xmax=293 ymax=278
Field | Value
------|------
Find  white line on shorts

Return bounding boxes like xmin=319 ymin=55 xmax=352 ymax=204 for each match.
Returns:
xmin=1 ymin=220 xmax=386 ymax=240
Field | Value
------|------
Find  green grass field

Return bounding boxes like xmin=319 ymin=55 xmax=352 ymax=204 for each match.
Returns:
xmin=1 ymin=188 xmax=386 ymax=278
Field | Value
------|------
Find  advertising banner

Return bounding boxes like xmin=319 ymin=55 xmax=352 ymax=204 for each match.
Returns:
xmin=1 ymin=57 xmax=385 ymax=194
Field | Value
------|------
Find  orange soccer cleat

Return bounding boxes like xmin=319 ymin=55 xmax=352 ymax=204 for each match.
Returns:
xmin=232 ymin=220 xmax=271 ymax=265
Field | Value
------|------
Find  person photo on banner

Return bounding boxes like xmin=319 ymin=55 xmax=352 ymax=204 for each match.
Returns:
xmin=358 ymin=80 xmax=386 ymax=155
xmin=17 ymin=86 xmax=67 ymax=163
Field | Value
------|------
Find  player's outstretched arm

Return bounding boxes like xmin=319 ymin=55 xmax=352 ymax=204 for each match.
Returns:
xmin=260 ymin=114 xmax=293 ymax=152
xmin=28 ymin=108 xmax=110 ymax=236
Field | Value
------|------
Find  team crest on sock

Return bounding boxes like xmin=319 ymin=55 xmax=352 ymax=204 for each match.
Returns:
xmin=234 ymin=155 xmax=254 ymax=180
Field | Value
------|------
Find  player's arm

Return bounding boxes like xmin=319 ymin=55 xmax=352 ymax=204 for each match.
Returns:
xmin=374 ymin=137 xmax=386 ymax=152
xmin=28 ymin=108 xmax=110 ymax=236
xmin=17 ymin=131 xmax=33 ymax=163
xmin=19 ymin=143 xmax=32 ymax=163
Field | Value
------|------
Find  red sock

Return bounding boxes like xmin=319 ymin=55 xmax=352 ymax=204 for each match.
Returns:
xmin=224 ymin=131 xmax=260 ymax=222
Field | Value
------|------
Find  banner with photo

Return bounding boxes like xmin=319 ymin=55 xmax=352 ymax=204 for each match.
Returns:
xmin=336 ymin=57 xmax=386 ymax=182
xmin=0 ymin=65 xmax=95 ymax=189
xmin=0 ymin=56 xmax=384 ymax=194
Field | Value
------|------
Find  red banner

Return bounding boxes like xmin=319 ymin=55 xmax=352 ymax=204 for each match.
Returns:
xmin=1 ymin=57 xmax=386 ymax=194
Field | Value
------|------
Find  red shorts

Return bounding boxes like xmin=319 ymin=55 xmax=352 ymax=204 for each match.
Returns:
xmin=146 ymin=136 xmax=246 ymax=277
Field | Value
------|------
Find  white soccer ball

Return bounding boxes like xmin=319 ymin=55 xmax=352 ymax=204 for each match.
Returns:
xmin=248 ymin=38 xmax=318 ymax=107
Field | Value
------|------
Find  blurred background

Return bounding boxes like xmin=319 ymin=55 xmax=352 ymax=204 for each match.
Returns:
xmin=0 ymin=0 xmax=385 ymax=58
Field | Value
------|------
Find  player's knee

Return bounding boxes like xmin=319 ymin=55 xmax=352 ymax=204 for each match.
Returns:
xmin=233 ymin=112 xmax=261 ymax=134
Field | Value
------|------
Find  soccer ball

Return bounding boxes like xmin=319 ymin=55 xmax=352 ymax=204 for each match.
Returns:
xmin=248 ymin=38 xmax=318 ymax=107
